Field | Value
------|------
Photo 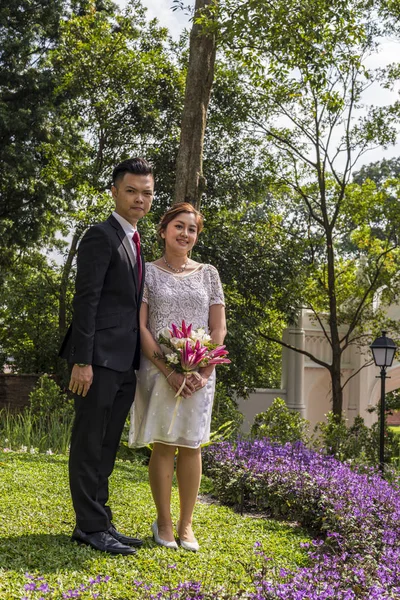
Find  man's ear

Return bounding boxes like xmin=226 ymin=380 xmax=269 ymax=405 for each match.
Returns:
xmin=111 ymin=185 xmax=117 ymax=200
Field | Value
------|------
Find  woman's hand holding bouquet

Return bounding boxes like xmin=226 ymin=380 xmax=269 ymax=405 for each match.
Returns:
xmin=155 ymin=320 xmax=230 ymax=434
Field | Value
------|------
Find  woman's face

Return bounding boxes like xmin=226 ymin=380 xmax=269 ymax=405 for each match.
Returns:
xmin=162 ymin=212 xmax=198 ymax=254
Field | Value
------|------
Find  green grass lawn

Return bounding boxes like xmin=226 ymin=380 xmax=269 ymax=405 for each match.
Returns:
xmin=0 ymin=450 xmax=310 ymax=599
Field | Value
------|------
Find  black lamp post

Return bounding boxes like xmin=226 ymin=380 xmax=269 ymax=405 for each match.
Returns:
xmin=370 ymin=331 xmax=397 ymax=471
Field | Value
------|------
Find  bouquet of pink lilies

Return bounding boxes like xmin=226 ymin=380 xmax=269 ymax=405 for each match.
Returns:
xmin=157 ymin=320 xmax=230 ymax=434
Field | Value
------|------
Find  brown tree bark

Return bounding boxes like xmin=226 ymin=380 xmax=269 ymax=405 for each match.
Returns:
xmin=326 ymin=231 xmax=343 ymax=417
xmin=58 ymin=230 xmax=80 ymax=338
xmin=173 ymin=0 xmax=217 ymax=209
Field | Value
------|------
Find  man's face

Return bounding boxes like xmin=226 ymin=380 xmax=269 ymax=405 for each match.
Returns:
xmin=112 ymin=172 xmax=154 ymax=226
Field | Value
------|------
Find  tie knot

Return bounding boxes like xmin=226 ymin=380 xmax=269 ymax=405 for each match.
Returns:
xmin=133 ymin=231 xmax=140 ymax=243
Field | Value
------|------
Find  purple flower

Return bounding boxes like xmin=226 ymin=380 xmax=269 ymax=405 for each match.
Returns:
xmin=203 ymin=438 xmax=400 ymax=598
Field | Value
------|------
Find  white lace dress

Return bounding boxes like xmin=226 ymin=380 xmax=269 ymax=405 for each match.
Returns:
xmin=128 ymin=262 xmax=225 ymax=449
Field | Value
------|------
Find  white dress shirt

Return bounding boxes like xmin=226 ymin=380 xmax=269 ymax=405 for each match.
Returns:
xmin=112 ymin=211 xmax=138 ymax=259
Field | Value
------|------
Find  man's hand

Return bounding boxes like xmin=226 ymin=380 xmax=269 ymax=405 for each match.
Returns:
xmin=69 ymin=364 xmax=93 ymax=397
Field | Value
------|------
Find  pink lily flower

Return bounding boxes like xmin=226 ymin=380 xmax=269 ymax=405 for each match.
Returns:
xmin=180 ymin=340 xmax=208 ymax=371
xmin=169 ymin=320 xmax=193 ymax=339
xmin=207 ymin=345 xmax=231 ymax=365
xmin=208 ymin=356 xmax=231 ymax=365
xmin=181 ymin=320 xmax=192 ymax=338
xmin=170 ymin=323 xmax=184 ymax=339
xmin=209 ymin=345 xmax=230 ymax=358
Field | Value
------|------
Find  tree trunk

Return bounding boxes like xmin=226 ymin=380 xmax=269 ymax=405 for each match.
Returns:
xmin=174 ymin=0 xmax=217 ymax=209
xmin=58 ymin=230 xmax=80 ymax=338
xmin=330 ymin=350 xmax=343 ymax=417
xmin=326 ymin=230 xmax=343 ymax=416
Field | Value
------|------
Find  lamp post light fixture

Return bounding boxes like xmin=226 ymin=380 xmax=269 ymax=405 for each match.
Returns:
xmin=370 ymin=331 xmax=397 ymax=472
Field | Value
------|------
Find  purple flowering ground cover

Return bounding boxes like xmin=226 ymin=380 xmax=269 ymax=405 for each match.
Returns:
xmin=203 ymin=439 xmax=400 ymax=599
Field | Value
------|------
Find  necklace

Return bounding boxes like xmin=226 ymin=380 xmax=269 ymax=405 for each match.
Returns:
xmin=163 ymin=255 xmax=188 ymax=273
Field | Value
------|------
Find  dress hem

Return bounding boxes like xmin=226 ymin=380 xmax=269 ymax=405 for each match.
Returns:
xmin=129 ymin=438 xmax=208 ymax=450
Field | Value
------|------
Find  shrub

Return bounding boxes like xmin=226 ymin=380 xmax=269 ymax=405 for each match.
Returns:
xmin=0 ymin=377 xmax=73 ymax=454
xmin=29 ymin=374 xmax=73 ymax=419
xmin=211 ymin=382 xmax=244 ymax=440
xmin=251 ymin=398 xmax=309 ymax=444
xmin=313 ymin=411 xmax=400 ymax=466
xmin=312 ymin=411 xmax=349 ymax=457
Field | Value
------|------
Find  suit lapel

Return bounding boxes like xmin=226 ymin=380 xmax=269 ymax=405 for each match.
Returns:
xmin=108 ymin=215 xmax=140 ymax=294
xmin=139 ymin=249 xmax=146 ymax=301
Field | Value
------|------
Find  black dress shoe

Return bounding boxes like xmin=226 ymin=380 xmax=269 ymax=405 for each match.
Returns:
xmin=108 ymin=524 xmax=143 ymax=547
xmin=71 ymin=527 xmax=136 ymax=555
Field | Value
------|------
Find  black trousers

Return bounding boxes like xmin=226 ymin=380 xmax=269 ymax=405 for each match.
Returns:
xmin=68 ymin=364 xmax=136 ymax=532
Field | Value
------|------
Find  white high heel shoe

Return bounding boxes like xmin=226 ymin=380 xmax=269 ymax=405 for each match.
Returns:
xmin=176 ymin=520 xmax=199 ymax=552
xmin=151 ymin=521 xmax=178 ymax=549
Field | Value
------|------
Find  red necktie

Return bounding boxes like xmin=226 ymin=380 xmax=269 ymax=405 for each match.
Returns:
xmin=132 ymin=231 xmax=142 ymax=288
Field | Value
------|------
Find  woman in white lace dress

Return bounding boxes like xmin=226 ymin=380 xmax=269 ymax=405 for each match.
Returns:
xmin=129 ymin=203 xmax=227 ymax=551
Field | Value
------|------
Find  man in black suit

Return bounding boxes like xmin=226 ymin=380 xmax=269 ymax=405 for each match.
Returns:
xmin=59 ymin=157 xmax=154 ymax=555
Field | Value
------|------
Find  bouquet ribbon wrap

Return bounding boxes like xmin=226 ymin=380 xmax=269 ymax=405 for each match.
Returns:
xmin=167 ymin=372 xmax=202 ymax=435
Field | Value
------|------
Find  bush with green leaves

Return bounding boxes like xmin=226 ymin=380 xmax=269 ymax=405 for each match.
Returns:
xmin=312 ymin=411 xmax=350 ymax=458
xmin=251 ymin=397 xmax=309 ymax=444
xmin=313 ymin=411 xmax=400 ymax=466
xmin=0 ymin=375 xmax=74 ymax=454
xmin=29 ymin=374 xmax=73 ymax=419
xmin=211 ymin=382 xmax=243 ymax=440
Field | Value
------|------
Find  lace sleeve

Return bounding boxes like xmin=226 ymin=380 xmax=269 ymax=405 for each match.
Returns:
xmin=207 ymin=265 xmax=225 ymax=306
xmin=142 ymin=281 xmax=149 ymax=304
xmin=142 ymin=263 xmax=152 ymax=304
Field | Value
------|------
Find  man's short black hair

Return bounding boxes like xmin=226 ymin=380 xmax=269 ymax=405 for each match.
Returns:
xmin=112 ymin=157 xmax=153 ymax=186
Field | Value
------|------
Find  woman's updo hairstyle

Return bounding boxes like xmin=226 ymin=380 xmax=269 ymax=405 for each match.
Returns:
xmin=157 ymin=202 xmax=204 ymax=243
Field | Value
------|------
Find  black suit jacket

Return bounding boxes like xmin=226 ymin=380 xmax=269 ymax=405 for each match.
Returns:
xmin=59 ymin=215 xmax=144 ymax=371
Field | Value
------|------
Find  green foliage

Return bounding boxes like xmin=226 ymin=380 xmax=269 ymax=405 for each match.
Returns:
xmin=386 ymin=389 xmax=400 ymax=411
xmin=29 ymin=375 xmax=73 ymax=419
xmin=197 ymin=201 xmax=301 ymax=395
xmin=353 ymin=157 xmax=400 ymax=188
xmin=0 ymin=407 xmax=73 ymax=454
xmin=312 ymin=412 xmax=350 ymax=458
xmin=50 ymin=1 xmax=184 ymax=198
xmin=199 ymin=0 xmax=400 ymax=416
xmin=0 ymin=377 xmax=73 ymax=454
xmin=251 ymin=398 xmax=310 ymax=444
xmin=312 ymin=411 xmax=400 ymax=465
xmin=0 ymin=0 xmax=68 ymax=264
xmin=210 ymin=382 xmax=243 ymax=440
xmin=0 ymin=251 xmax=63 ymax=374
xmin=0 ymin=451 xmax=310 ymax=598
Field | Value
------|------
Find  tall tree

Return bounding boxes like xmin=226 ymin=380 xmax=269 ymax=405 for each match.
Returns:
xmin=49 ymin=0 xmax=184 ymax=337
xmin=205 ymin=0 xmax=400 ymax=416
xmin=0 ymin=0 xmax=66 ymax=265
xmin=0 ymin=251 xmax=62 ymax=374
xmin=173 ymin=0 xmax=217 ymax=208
